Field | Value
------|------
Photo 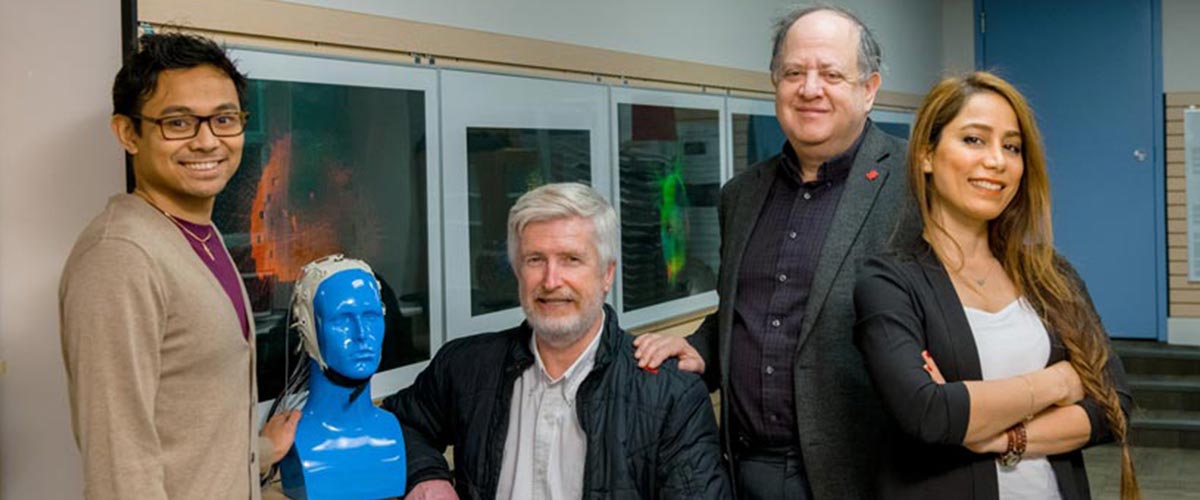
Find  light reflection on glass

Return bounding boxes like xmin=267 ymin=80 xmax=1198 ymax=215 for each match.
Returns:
xmin=618 ymin=103 xmax=720 ymax=312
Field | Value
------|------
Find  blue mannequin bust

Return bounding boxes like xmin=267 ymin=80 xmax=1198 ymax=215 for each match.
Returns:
xmin=280 ymin=255 xmax=406 ymax=499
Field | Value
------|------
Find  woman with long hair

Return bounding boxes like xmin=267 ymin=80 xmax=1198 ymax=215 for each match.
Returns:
xmin=853 ymin=71 xmax=1138 ymax=499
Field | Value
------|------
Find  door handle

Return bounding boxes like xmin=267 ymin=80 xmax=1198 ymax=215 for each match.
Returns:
xmin=1133 ymin=149 xmax=1148 ymax=162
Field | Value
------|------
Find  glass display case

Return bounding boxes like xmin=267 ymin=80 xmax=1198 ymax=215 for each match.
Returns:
xmin=727 ymin=97 xmax=786 ymax=177
xmin=440 ymin=70 xmax=611 ymax=340
xmin=216 ymin=49 xmax=442 ymax=401
xmin=612 ymin=88 xmax=725 ymax=328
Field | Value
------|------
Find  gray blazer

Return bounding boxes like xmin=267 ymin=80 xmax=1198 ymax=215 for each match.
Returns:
xmin=688 ymin=123 xmax=918 ymax=500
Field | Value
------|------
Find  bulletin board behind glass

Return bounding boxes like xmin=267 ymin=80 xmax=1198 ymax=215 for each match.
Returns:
xmin=612 ymin=88 xmax=725 ymax=328
xmin=213 ymin=49 xmax=442 ymax=402
xmin=440 ymin=70 xmax=611 ymax=340
xmin=727 ymin=97 xmax=785 ymax=178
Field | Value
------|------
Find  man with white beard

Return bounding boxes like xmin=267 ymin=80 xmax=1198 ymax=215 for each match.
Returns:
xmin=385 ymin=183 xmax=729 ymax=500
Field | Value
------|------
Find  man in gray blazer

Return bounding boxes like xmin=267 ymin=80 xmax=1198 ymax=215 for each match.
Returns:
xmin=635 ymin=6 xmax=917 ymax=499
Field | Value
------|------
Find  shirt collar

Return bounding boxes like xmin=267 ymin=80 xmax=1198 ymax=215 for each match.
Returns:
xmin=529 ymin=309 xmax=606 ymax=388
xmin=778 ymin=119 xmax=870 ymax=187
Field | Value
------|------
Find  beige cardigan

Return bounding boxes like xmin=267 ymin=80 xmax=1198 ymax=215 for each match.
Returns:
xmin=60 ymin=194 xmax=261 ymax=499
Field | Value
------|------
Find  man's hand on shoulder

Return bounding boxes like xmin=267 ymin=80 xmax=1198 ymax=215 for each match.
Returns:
xmin=632 ymin=334 xmax=706 ymax=374
xmin=407 ymin=479 xmax=458 ymax=500
xmin=260 ymin=410 xmax=301 ymax=465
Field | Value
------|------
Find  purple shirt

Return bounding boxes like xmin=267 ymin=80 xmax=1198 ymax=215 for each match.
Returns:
xmin=171 ymin=217 xmax=250 ymax=340
xmin=729 ymin=125 xmax=866 ymax=447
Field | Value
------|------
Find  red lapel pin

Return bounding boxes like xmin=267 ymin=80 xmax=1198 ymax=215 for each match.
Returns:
xmin=865 ymin=169 xmax=880 ymax=181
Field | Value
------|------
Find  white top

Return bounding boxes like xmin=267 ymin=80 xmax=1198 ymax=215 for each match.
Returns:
xmin=495 ymin=312 xmax=605 ymax=500
xmin=964 ymin=298 xmax=1063 ymax=500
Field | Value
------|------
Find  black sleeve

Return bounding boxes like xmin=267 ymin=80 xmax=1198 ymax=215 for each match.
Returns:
xmin=656 ymin=368 xmax=732 ymax=499
xmin=381 ymin=345 xmax=457 ymax=491
xmin=853 ymin=256 xmax=972 ymax=446
xmin=687 ymin=313 xmax=720 ymax=392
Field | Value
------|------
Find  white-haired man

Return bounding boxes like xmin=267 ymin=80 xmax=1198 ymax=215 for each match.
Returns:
xmin=385 ymin=182 xmax=730 ymax=499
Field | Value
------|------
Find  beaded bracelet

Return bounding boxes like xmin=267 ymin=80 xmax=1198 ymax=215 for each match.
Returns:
xmin=998 ymin=422 xmax=1028 ymax=468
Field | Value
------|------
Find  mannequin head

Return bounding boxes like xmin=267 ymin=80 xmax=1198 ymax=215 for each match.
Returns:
xmin=314 ymin=268 xmax=385 ymax=377
xmin=276 ymin=256 xmax=405 ymax=500
xmin=292 ymin=254 xmax=385 ymax=378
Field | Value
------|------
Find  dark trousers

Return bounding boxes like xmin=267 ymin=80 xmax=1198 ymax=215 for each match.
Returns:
xmin=732 ymin=440 xmax=814 ymax=500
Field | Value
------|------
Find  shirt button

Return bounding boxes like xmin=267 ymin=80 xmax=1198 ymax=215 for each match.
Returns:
xmin=771 ymin=319 xmax=781 ymax=328
xmin=769 ymin=414 xmax=779 ymax=422
xmin=788 ymin=231 xmax=797 ymax=239
xmin=765 ymin=366 xmax=775 ymax=375
xmin=803 ymin=192 xmax=812 ymax=200
xmin=778 ymin=274 xmax=788 ymax=282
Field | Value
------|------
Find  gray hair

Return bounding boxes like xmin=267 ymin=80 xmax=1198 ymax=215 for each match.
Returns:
xmin=769 ymin=4 xmax=883 ymax=84
xmin=290 ymin=254 xmax=380 ymax=370
xmin=507 ymin=182 xmax=618 ymax=269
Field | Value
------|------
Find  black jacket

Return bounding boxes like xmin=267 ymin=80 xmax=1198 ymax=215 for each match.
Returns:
xmin=383 ymin=305 xmax=731 ymax=499
xmin=852 ymin=244 xmax=1133 ymax=500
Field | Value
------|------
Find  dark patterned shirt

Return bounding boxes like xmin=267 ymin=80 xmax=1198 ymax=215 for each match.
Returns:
xmin=728 ymin=126 xmax=867 ymax=446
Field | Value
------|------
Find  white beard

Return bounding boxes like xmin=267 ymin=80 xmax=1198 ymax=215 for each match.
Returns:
xmin=523 ymin=297 xmax=604 ymax=349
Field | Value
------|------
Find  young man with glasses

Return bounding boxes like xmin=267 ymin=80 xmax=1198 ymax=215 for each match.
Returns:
xmin=59 ymin=33 xmax=297 ymax=500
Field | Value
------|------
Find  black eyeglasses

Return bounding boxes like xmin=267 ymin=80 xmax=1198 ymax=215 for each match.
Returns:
xmin=131 ymin=111 xmax=250 ymax=140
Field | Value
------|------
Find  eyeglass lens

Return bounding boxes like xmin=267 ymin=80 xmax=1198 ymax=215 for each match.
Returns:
xmin=159 ymin=113 xmax=246 ymax=139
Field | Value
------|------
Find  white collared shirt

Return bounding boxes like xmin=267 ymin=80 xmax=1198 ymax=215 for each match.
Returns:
xmin=495 ymin=312 xmax=605 ymax=500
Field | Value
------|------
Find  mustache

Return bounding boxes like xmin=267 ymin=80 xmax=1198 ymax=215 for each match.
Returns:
xmin=535 ymin=291 xmax=576 ymax=301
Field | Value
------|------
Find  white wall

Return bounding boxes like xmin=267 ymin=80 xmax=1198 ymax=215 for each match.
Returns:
xmin=1163 ymin=0 xmax=1200 ymax=92
xmin=284 ymin=0 xmax=945 ymax=95
xmin=0 ymin=0 xmax=121 ymax=497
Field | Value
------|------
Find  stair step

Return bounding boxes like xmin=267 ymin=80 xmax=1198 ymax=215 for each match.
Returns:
xmin=1132 ymin=409 xmax=1200 ymax=431
xmin=1113 ymin=340 xmax=1200 ymax=376
xmin=1112 ymin=342 xmax=1200 ymax=448
xmin=1130 ymin=409 xmax=1200 ymax=449
xmin=1123 ymin=375 xmax=1200 ymax=411
xmin=1114 ymin=340 xmax=1200 ymax=360
xmin=1127 ymin=374 xmax=1200 ymax=392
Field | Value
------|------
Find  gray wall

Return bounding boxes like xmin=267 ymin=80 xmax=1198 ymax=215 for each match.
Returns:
xmin=285 ymin=0 xmax=946 ymax=95
xmin=941 ymin=0 xmax=976 ymax=77
xmin=0 ymin=0 xmax=121 ymax=497
xmin=1164 ymin=0 xmax=1200 ymax=92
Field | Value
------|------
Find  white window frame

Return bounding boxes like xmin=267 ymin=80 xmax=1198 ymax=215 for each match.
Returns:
xmin=609 ymin=87 xmax=727 ymax=329
xmin=228 ymin=48 xmax=443 ymax=409
xmin=439 ymin=69 xmax=612 ymax=341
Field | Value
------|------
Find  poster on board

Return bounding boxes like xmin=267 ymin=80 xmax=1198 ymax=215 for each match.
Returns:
xmin=1185 ymin=109 xmax=1200 ymax=281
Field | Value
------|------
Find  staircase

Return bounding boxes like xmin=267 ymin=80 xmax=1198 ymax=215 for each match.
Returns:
xmin=1114 ymin=340 xmax=1200 ymax=448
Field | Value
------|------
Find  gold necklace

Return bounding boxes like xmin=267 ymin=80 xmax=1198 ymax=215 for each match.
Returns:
xmin=164 ymin=214 xmax=215 ymax=261
xmin=135 ymin=193 xmax=216 ymax=261
xmin=966 ymin=264 xmax=993 ymax=287
xmin=953 ymin=260 xmax=995 ymax=290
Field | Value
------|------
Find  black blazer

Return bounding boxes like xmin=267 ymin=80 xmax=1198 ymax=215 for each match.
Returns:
xmin=852 ymin=243 xmax=1132 ymax=500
